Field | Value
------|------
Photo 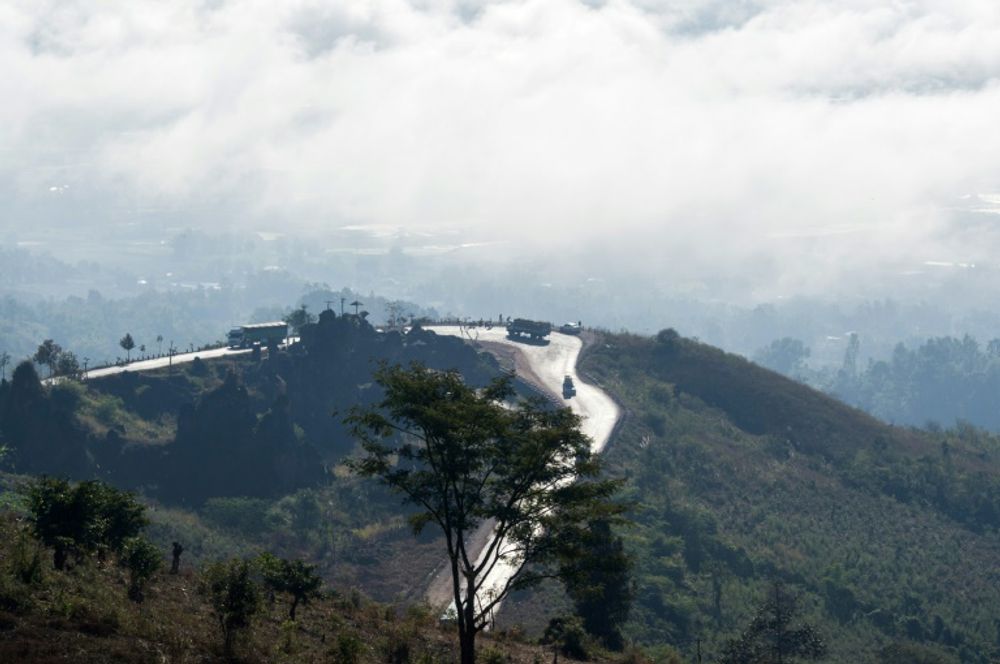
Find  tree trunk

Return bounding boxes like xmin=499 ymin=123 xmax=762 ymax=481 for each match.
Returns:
xmin=461 ymin=573 xmax=478 ymax=664
xmin=290 ymin=597 xmax=299 ymax=621
xmin=460 ymin=629 xmax=476 ymax=664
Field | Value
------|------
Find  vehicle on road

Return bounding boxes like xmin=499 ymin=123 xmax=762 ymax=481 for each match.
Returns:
xmin=562 ymin=375 xmax=576 ymax=398
xmin=507 ymin=318 xmax=551 ymax=340
xmin=227 ymin=322 xmax=288 ymax=349
xmin=559 ymin=321 xmax=582 ymax=335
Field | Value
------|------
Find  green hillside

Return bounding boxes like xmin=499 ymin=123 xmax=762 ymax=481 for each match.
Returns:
xmin=4 ymin=322 xmax=1000 ymax=663
xmin=530 ymin=330 xmax=999 ymax=663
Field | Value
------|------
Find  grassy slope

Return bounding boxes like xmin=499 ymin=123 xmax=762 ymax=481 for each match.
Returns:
xmin=0 ymin=513 xmax=605 ymax=664
xmin=504 ymin=332 xmax=1000 ymax=664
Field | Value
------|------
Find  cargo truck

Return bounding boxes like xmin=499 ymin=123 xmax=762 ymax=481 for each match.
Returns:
xmin=506 ymin=318 xmax=551 ymax=340
xmin=227 ymin=322 xmax=288 ymax=349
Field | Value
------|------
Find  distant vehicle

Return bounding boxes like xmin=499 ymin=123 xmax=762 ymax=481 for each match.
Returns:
xmin=507 ymin=318 xmax=551 ymax=340
xmin=562 ymin=375 xmax=576 ymax=398
xmin=559 ymin=321 xmax=582 ymax=335
xmin=227 ymin=322 xmax=288 ymax=349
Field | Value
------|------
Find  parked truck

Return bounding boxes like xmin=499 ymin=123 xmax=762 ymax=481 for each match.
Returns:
xmin=227 ymin=321 xmax=288 ymax=349
xmin=562 ymin=375 xmax=576 ymax=398
xmin=506 ymin=318 xmax=551 ymax=340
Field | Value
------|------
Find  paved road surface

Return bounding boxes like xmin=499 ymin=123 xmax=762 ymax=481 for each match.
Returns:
xmin=80 ymin=346 xmax=251 ymax=381
xmin=423 ymin=326 xmax=621 ymax=618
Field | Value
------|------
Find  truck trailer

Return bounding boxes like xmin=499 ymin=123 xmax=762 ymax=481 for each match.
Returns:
xmin=506 ymin=318 xmax=551 ymax=340
xmin=227 ymin=322 xmax=288 ymax=349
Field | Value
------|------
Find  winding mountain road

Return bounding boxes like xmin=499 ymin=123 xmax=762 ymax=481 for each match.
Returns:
xmin=423 ymin=326 xmax=621 ymax=617
xmin=42 ymin=325 xmax=620 ymax=621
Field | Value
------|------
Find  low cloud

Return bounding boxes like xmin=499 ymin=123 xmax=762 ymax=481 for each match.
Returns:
xmin=3 ymin=0 xmax=1000 ymax=296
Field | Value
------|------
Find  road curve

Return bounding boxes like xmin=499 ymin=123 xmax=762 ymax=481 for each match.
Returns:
xmin=423 ymin=326 xmax=621 ymax=617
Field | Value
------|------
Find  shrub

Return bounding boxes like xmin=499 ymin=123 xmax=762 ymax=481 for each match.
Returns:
xmin=480 ymin=646 xmax=508 ymax=664
xmin=541 ymin=615 xmax=590 ymax=662
xmin=200 ymin=558 xmax=262 ymax=658
xmin=121 ymin=536 xmax=162 ymax=603
xmin=334 ymin=631 xmax=364 ymax=664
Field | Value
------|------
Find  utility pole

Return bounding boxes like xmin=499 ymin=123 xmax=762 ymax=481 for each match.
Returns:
xmin=325 ymin=300 xmax=335 ymax=311
xmin=340 ymin=297 xmax=345 ymax=315
xmin=82 ymin=357 xmax=89 ymax=380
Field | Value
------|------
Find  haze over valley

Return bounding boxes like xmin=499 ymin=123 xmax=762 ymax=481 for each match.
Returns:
xmin=3 ymin=2 xmax=1000 ymax=663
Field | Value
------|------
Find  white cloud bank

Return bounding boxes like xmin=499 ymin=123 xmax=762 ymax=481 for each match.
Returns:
xmin=3 ymin=0 xmax=1000 ymax=294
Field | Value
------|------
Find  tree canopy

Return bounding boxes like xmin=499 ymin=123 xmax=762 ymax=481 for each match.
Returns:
xmin=26 ymin=477 xmax=148 ymax=570
xmin=348 ymin=363 xmax=624 ymax=664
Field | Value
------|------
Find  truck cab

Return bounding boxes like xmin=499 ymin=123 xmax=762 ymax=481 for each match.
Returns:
xmin=562 ymin=375 xmax=576 ymax=398
xmin=227 ymin=327 xmax=244 ymax=349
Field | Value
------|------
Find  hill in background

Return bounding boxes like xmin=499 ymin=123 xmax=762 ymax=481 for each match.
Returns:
xmin=503 ymin=329 xmax=1000 ymax=664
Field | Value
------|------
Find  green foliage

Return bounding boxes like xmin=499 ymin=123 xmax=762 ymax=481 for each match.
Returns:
xmin=821 ymin=334 xmax=1000 ymax=432
xmin=200 ymin=557 xmax=262 ymax=657
xmin=201 ymin=496 xmax=273 ymax=537
xmin=255 ymin=552 xmax=323 ymax=620
xmin=480 ymin=646 xmax=509 ymax=664
xmin=348 ymin=363 xmax=625 ymax=664
xmin=334 ymin=630 xmax=365 ymax=664
xmin=719 ymin=584 xmax=826 ymax=664
xmin=119 ymin=333 xmax=135 ymax=360
xmin=121 ymin=536 xmax=162 ymax=603
xmin=284 ymin=305 xmax=316 ymax=334
xmin=33 ymin=339 xmax=62 ymax=377
xmin=8 ymin=529 xmax=45 ymax=587
xmin=876 ymin=642 xmax=959 ymax=664
xmin=55 ymin=351 xmax=81 ymax=378
xmin=541 ymin=615 xmax=590 ymax=661
xmin=581 ymin=330 xmax=1000 ymax=662
xmin=557 ymin=519 xmax=634 ymax=650
xmin=26 ymin=477 xmax=147 ymax=569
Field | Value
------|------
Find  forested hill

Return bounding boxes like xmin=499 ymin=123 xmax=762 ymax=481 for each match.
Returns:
xmin=562 ymin=329 xmax=1000 ymax=663
xmin=643 ymin=329 xmax=927 ymax=462
xmin=0 ymin=312 xmax=501 ymax=506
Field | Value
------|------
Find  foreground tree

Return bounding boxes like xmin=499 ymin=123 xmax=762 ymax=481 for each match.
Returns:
xmin=720 ymin=582 xmax=827 ymax=664
xmin=348 ymin=364 xmax=623 ymax=664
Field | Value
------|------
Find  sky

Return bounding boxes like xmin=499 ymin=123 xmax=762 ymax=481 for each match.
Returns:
xmin=3 ymin=0 xmax=1000 ymax=299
